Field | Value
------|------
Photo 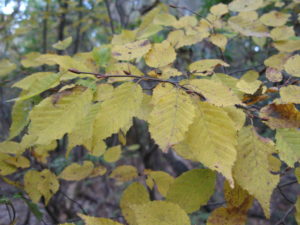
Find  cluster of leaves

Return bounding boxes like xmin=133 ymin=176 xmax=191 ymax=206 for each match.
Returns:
xmin=1 ymin=0 xmax=300 ymax=224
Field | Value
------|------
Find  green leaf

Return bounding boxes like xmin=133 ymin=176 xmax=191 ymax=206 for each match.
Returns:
xmin=166 ymin=169 xmax=216 ymax=213
xmin=52 ymin=36 xmax=73 ymax=50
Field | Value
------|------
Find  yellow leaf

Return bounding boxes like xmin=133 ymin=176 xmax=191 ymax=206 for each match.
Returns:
xmin=106 ymin=62 xmax=143 ymax=82
xmin=8 ymin=95 xmax=31 ymax=139
xmin=148 ymin=83 xmax=195 ymax=151
xmin=260 ymin=103 xmax=300 ymax=129
xmin=189 ymin=59 xmax=229 ymax=76
xmin=236 ymin=70 xmax=262 ymax=94
xmin=273 ymin=40 xmax=300 ymax=52
xmin=29 ymin=88 xmax=93 ymax=145
xmin=212 ymin=73 xmax=244 ymax=98
xmin=59 ymin=161 xmax=94 ymax=181
xmin=296 ymin=168 xmax=300 ymax=183
xmin=223 ymin=106 xmax=246 ymax=130
xmin=4 ymin=155 xmax=30 ymax=168
xmin=160 ymin=66 xmax=182 ymax=79
xmin=33 ymin=141 xmax=57 ymax=163
xmin=172 ymin=16 xmax=197 ymax=29
xmin=145 ymin=40 xmax=176 ymax=68
xmin=210 ymin=3 xmax=228 ymax=16
xmin=167 ymin=29 xmax=207 ymax=49
xmin=166 ymin=169 xmax=215 ymax=213
xmin=0 ymin=141 xmax=24 ymax=154
xmin=21 ymin=52 xmax=43 ymax=68
xmin=280 ymin=85 xmax=300 ymax=104
xmin=174 ymin=102 xmax=237 ymax=186
xmin=111 ymin=39 xmax=151 ymax=61
xmin=153 ymin=13 xmax=177 ymax=26
xmin=144 ymin=170 xmax=174 ymax=197
xmin=183 ymin=79 xmax=241 ymax=106
xmin=52 ymin=36 xmax=72 ymax=50
xmin=276 ymin=128 xmax=300 ymax=167
xmin=24 ymin=169 xmax=59 ymax=205
xmin=136 ymin=93 xmax=153 ymax=122
xmin=260 ymin=11 xmax=290 ymax=27
xmin=12 ymin=72 xmax=61 ymax=101
xmin=94 ymin=84 xmax=114 ymax=102
xmin=0 ymin=59 xmax=16 ymax=77
xmin=228 ymin=15 xmax=269 ymax=37
xmin=209 ymin=33 xmax=228 ymax=51
xmin=229 ymin=0 xmax=263 ymax=12
xmin=131 ymin=201 xmax=190 ymax=225
xmin=270 ymin=26 xmax=295 ymax=41
xmin=284 ymin=54 xmax=300 ymax=77
xmin=111 ymin=30 xmax=137 ymax=45
xmin=120 ymin=182 xmax=150 ymax=225
xmin=0 ymin=153 xmax=18 ymax=175
xmin=89 ymin=165 xmax=107 ymax=178
xmin=78 ymin=213 xmax=123 ymax=225
xmin=207 ymin=181 xmax=253 ymax=225
xmin=233 ymin=126 xmax=279 ymax=218
xmin=264 ymin=53 xmax=290 ymax=70
xmin=103 ymin=145 xmax=121 ymax=163
xmin=94 ymin=82 xmax=143 ymax=140
xmin=110 ymin=165 xmax=138 ymax=182
xmin=266 ymin=67 xmax=283 ymax=82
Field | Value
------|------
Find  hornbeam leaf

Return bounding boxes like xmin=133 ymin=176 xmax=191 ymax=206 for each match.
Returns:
xmin=174 ymin=102 xmax=237 ymax=186
xmin=28 ymin=88 xmax=93 ymax=145
xmin=166 ymin=169 xmax=216 ymax=213
xmin=280 ymin=85 xmax=300 ymax=104
xmin=276 ymin=128 xmax=300 ymax=167
xmin=260 ymin=103 xmax=300 ymax=129
xmin=229 ymin=0 xmax=263 ymax=12
xmin=94 ymin=82 xmax=143 ymax=140
xmin=273 ymin=40 xmax=300 ymax=52
xmin=259 ymin=11 xmax=290 ymax=27
xmin=148 ymin=83 xmax=195 ymax=152
xmin=131 ymin=201 xmax=191 ymax=225
xmin=52 ymin=36 xmax=72 ymax=50
xmin=120 ymin=182 xmax=150 ymax=225
xmin=59 ymin=161 xmax=94 ymax=181
xmin=12 ymin=72 xmax=61 ymax=101
xmin=207 ymin=181 xmax=253 ymax=225
xmin=78 ymin=214 xmax=123 ymax=225
xmin=188 ymin=59 xmax=229 ymax=76
xmin=284 ymin=54 xmax=300 ymax=77
xmin=144 ymin=170 xmax=174 ymax=197
xmin=183 ymin=79 xmax=241 ymax=106
xmin=233 ymin=126 xmax=279 ymax=218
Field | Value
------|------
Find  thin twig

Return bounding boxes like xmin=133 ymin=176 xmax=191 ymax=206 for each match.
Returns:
xmin=68 ymin=68 xmax=206 ymax=100
xmin=279 ymin=180 xmax=297 ymax=188
xmin=274 ymin=205 xmax=295 ymax=225
xmin=277 ymin=185 xmax=294 ymax=204
xmin=60 ymin=190 xmax=88 ymax=215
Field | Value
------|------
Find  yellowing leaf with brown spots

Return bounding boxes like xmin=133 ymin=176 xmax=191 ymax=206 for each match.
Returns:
xmin=284 ymin=54 xmax=300 ymax=77
xmin=260 ymin=103 xmax=300 ymax=129
xmin=120 ymin=182 xmax=150 ymax=225
xmin=24 ymin=169 xmax=59 ymax=205
xmin=131 ymin=201 xmax=190 ymax=225
xmin=260 ymin=11 xmax=290 ymax=27
xmin=276 ymin=128 xmax=300 ymax=167
xmin=78 ymin=213 xmax=123 ymax=225
xmin=110 ymin=165 xmax=138 ymax=182
xmin=111 ymin=39 xmax=151 ymax=61
xmin=174 ymin=102 xmax=237 ymax=187
xmin=145 ymin=170 xmax=174 ymax=197
xmin=148 ymin=83 xmax=195 ymax=152
xmin=145 ymin=40 xmax=176 ymax=68
xmin=59 ymin=161 xmax=94 ymax=181
xmin=207 ymin=181 xmax=253 ymax=225
xmin=183 ymin=79 xmax=241 ymax=106
xmin=236 ymin=70 xmax=262 ymax=94
xmin=166 ymin=169 xmax=216 ymax=213
xmin=266 ymin=67 xmax=283 ymax=82
xmin=229 ymin=0 xmax=263 ymax=12
xmin=103 ymin=145 xmax=121 ymax=163
xmin=233 ymin=126 xmax=279 ymax=218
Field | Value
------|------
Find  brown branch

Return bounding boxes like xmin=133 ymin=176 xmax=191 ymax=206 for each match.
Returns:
xmin=68 ymin=68 xmax=206 ymax=100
